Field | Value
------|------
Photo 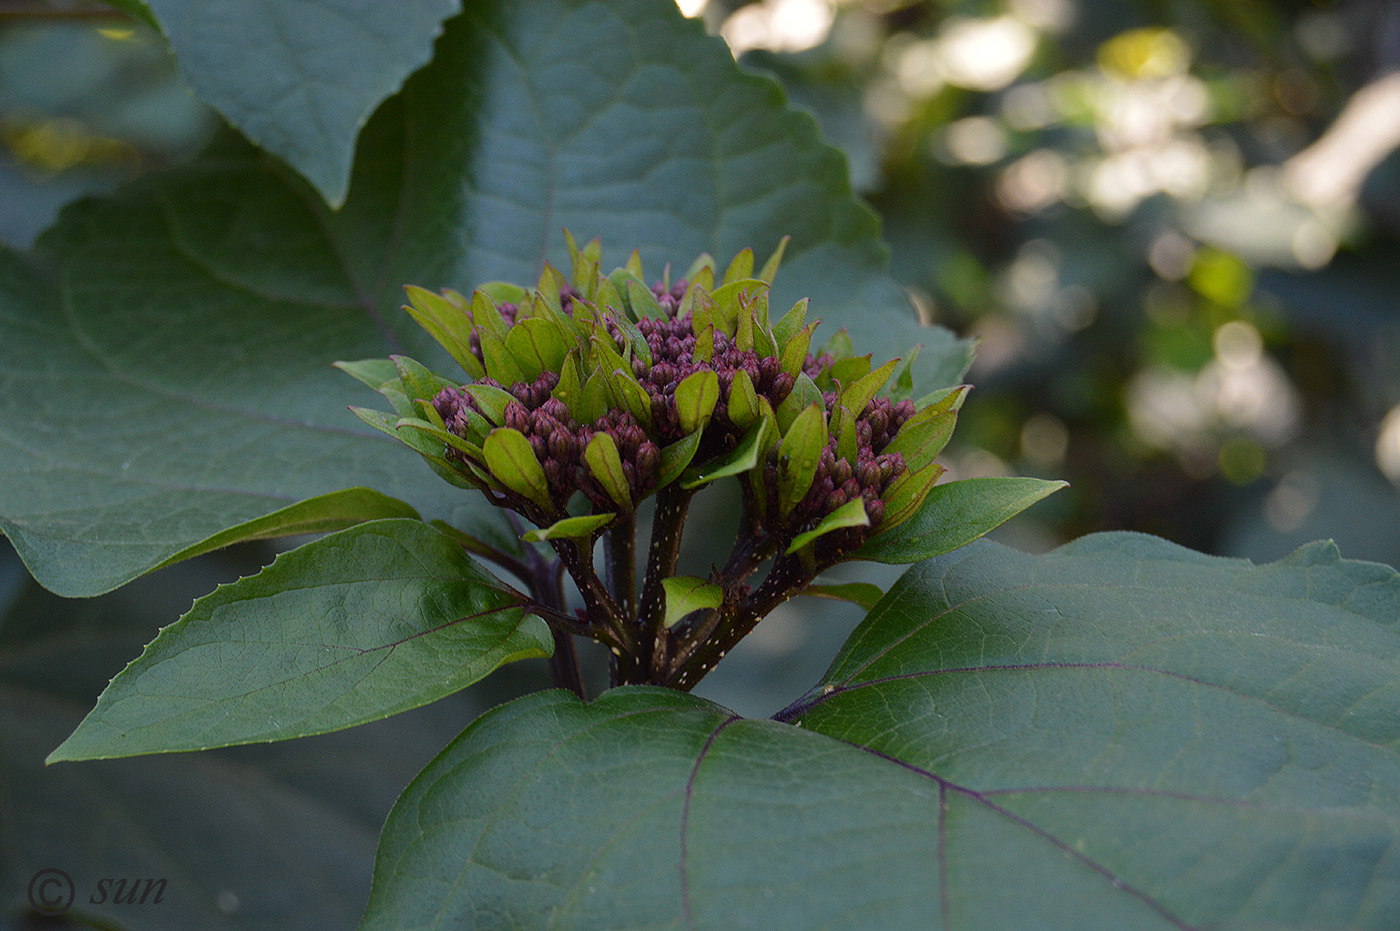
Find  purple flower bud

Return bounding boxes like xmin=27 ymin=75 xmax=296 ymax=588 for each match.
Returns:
xmin=866 ymin=408 xmax=889 ymax=443
xmin=832 ymin=458 xmax=853 ymax=486
xmin=758 ymin=355 xmax=778 ymax=388
xmin=543 ymin=459 xmax=563 ymax=487
xmin=531 ymin=412 xmax=560 ymax=437
xmin=637 ymin=441 xmax=660 ymax=478
xmin=651 ymin=396 xmax=672 ymax=429
xmin=651 ymin=362 xmax=676 ymax=388
xmin=504 ymin=400 xmax=529 ymax=432
xmin=859 ymin=460 xmax=882 ymax=488
xmin=558 ymin=287 xmax=580 ymax=316
xmin=548 ymin=429 xmax=578 ymax=462
xmin=892 ymin=400 xmax=916 ymax=431
xmin=771 ymin=372 xmax=794 ymax=403
xmin=433 ymin=387 xmax=463 ymax=423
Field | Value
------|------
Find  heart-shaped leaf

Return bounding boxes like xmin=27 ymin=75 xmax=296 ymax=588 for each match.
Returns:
xmin=362 ymin=534 xmax=1400 ymax=929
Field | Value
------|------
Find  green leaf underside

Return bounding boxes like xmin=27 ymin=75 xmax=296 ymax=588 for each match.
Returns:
xmin=48 ymin=520 xmax=551 ymax=761
xmin=661 ymin=575 xmax=723 ymax=628
xmin=150 ymin=487 xmax=421 ymax=569
xmin=786 ymin=497 xmax=868 ymax=554
xmin=0 ymin=0 xmax=969 ymax=597
xmin=521 ymin=512 xmax=614 ymax=542
xmin=681 ymin=420 xmax=770 ymax=489
xmin=363 ymin=534 xmax=1400 ymax=929
xmin=858 ymin=476 xmax=1068 ymax=564
xmin=143 ymin=0 xmax=459 ymax=207
xmin=801 ymin=580 xmax=884 ymax=609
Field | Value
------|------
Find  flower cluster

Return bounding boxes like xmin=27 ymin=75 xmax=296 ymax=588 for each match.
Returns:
xmin=345 ymin=237 xmax=960 ymax=554
xmin=341 ymin=236 xmax=966 ymax=687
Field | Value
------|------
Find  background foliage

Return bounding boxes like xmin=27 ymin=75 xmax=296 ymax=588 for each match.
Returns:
xmin=701 ymin=0 xmax=1400 ymax=566
xmin=2 ymin=0 xmax=1399 ymax=928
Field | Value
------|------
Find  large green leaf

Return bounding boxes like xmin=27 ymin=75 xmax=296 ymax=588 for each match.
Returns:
xmin=144 ymin=0 xmax=458 ymax=207
xmin=0 ymin=226 xmax=472 ymax=598
xmin=363 ymin=534 xmax=1400 ymax=929
xmin=48 ymin=519 xmax=551 ymax=761
xmin=0 ymin=0 xmax=968 ymax=598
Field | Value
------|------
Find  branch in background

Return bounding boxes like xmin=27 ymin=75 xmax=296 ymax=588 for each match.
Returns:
xmin=1284 ymin=70 xmax=1400 ymax=209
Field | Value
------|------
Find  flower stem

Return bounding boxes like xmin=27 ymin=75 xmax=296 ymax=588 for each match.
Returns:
xmin=635 ymin=483 xmax=695 ymax=681
xmin=550 ymin=536 xmax=636 ymax=680
xmin=604 ymin=510 xmax=637 ymax=619
xmin=530 ymin=546 xmax=586 ymax=700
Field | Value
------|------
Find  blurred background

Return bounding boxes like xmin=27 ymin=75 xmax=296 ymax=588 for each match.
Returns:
xmin=4 ymin=1 xmax=1400 ymax=923
xmin=677 ymin=0 xmax=1400 ymax=570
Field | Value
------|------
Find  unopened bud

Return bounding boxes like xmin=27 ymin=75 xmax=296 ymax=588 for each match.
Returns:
xmin=771 ymin=372 xmax=794 ymax=403
xmin=859 ymin=460 xmax=882 ymax=487
xmin=637 ymin=441 xmax=661 ymax=479
xmin=504 ymin=400 xmax=529 ymax=432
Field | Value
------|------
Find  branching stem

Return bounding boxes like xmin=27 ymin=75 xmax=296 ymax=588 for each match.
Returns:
xmin=635 ymin=483 xmax=695 ymax=680
xmin=550 ymin=535 xmax=636 ymax=681
xmin=663 ymin=554 xmax=817 ymax=690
